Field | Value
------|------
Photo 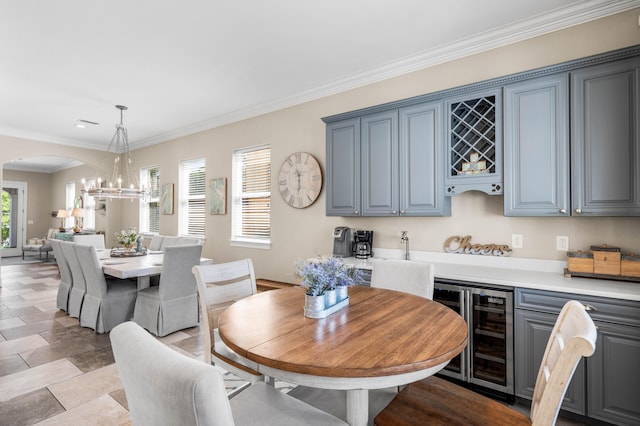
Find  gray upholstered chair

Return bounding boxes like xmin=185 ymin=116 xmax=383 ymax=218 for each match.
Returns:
xmin=62 ymin=241 xmax=86 ymax=318
xmin=370 ymin=259 xmax=435 ymax=299
xmin=159 ymin=236 xmax=180 ymax=250
xmin=22 ymin=228 xmax=56 ymax=260
xmin=193 ymin=259 xmax=264 ymax=395
xmin=133 ymin=244 xmax=202 ymax=336
xmin=147 ymin=235 xmax=164 ymax=251
xmin=72 ymin=234 xmax=106 ymax=249
xmin=110 ymin=321 xmax=347 ymax=426
xmin=52 ymin=239 xmax=73 ymax=312
xmin=75 ymin=244 xmax=138 ymax=333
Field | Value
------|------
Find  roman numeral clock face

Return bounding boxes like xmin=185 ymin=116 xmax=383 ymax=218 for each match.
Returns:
xmin=278 ymin=152 xmax=323 ymax=208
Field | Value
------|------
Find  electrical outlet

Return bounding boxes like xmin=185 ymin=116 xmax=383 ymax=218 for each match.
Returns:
xmin=556 ymin=236 xmax=569 ymax=251
xmin=512 ymin=234 xmax=523 ymax=249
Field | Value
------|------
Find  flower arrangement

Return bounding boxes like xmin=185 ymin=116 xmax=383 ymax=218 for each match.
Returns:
xmin=114 ymin=228 xmax=139 ymax=247
xmin=296 ymin=257 xmax=360 ymax=296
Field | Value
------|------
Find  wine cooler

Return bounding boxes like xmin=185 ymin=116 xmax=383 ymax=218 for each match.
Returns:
xmin=433 ymin=279 xmax=514 ymax=395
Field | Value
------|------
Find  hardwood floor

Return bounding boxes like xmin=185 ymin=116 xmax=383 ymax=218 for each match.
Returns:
xmin=0 ymin=258 xmax=588 ymax=426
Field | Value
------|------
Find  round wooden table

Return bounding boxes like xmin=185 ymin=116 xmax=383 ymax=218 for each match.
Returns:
xmin=219 ymin=286 xmax=468 ymax=426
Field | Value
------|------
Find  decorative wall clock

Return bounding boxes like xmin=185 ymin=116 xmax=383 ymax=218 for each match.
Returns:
xmin=278 ymin=152 xmax=323 ymax=208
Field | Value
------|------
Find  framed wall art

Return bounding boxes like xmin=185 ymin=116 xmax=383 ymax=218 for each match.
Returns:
xmin=161 ymin=183 xmax=174 ymax=215
xmin=209 ymin=177 xmax=226 ymax=215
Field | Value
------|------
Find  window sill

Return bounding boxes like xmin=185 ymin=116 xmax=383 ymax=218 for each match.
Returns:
xmin=230 ymin=238 xmax=271 ymax=250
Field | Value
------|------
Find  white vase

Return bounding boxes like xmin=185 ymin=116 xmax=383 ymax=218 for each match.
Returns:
xmin=305 ymin=294 xmax=325 ymax=314
xmin=336 ymin=286 xmax=348 ymax=302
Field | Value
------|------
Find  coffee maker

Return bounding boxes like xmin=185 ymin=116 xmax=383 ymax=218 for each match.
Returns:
xmin=352 ymin=230 xmax=374 ymax=259
xmin=332 ymin=227 xmax=352 ymax=258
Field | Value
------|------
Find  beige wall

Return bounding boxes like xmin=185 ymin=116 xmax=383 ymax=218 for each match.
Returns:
xmin=3 ymin=169 xmax=55 ymax=239
xmin=2 ymin=9 xmax=640 ymax=283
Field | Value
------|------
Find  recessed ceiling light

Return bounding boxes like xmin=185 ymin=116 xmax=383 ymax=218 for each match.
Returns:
xmin=74 ymin=123 xmax=86 ymax=129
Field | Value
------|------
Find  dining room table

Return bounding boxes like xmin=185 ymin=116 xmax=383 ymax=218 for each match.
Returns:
xmin=100 ymin=250 xmax=212 ymax=289
xmin=218 ymin=286 xmax=468 ymax=426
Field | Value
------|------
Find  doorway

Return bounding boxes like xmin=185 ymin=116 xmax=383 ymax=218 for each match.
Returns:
xmin=1 ymin=181 xmax=26 ymax=257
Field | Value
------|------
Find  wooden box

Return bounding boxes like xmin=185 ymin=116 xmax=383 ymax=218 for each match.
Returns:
xmin=567 ymin=251 xmax=594 ymax=273
xmin=622 ymin=255 xmax=640 ymax=277
xmin=592 ymin=250 xmax=621 ymax=275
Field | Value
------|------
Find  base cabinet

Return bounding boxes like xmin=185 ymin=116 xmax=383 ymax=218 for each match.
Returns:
xmin=515 ymin=288 xmax=640 ymax=425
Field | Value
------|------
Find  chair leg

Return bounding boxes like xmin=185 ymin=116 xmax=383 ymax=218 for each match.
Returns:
xmin=264 ymin=375 xmax=276 ymax=387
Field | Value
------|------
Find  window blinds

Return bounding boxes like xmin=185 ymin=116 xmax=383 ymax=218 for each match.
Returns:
xmin=180 ymin=158 xmax=206 ymax=236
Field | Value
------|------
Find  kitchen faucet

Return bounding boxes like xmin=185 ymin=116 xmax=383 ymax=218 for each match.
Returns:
xmin=401 ymin=231 xmax=409 ymax=260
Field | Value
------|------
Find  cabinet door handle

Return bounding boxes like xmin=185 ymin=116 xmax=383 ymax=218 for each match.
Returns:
xmin=354 ymin=210 xmax=358 ymax=215
xmin=559 ymin=209 xmax=567 ymax=214
xmin=575 ymin=208 xmax=582 ymax=214
xmin=582 ymin=303 xmax=597 ymax=311
xmin=399 ymin=210 xmax=405 ymax=215
xmin=391 ymin=210 xmax=397 ymax=214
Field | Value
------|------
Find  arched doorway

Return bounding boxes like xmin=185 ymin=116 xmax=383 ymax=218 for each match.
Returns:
xmin=1 ymin=181 xmax=25 ymax=257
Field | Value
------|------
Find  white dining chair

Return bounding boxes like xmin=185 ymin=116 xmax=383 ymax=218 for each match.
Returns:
xmin=75 ymin=243 xmax=138 ymax=333
xmin=133 ymin=244 xmax=202 ymax=336
xmin=374 ymin=300 xmax=598 ymax=426
xmin=147 ymin=235 xmax=164 ymax=251
xmin=370 ymin=259 xmax=435 ymax=299
xmin=110 ymin=321 xmax=347 ymax=426
xmin=62 ymin=241 xmax=86 ymax=318
xmin=192 ymin=259 xmax=265 ymax=396
xmin=72 ymin=234 xmax=106 ymax=249
xmin=51 ymin=239 xmax=72 ymax=312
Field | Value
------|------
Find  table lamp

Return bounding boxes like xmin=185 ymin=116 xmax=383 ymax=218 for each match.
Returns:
xmin=57 ymin=209 xmax=68 ymax=231
xmin=71 ymin=208 xmax=84 ymax=233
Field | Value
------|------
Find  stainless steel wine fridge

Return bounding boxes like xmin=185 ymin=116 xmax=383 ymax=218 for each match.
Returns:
xmin=433 ymin=279 xmax=514 ymax=395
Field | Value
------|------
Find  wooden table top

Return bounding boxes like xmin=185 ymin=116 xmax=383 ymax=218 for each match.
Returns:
xmin=218 ymin=286 xmax=468 ymax=378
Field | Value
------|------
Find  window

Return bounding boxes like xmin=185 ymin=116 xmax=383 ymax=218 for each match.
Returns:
xmin=65 ymin=181 xmax=75 ymax=229
xmin=140 ymin=166 xmax=160 ymax=234
xmin=231 ymin=145 xmax=271 ymax=248
xmin=179 ymin=158 xmax=205 ymax=237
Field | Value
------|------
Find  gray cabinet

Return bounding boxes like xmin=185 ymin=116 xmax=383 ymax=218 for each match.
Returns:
xmin=515 ymin=288 xmax=640 ymax=425
xmin=326 ymin=118 xmax=360 ymax=216
xmin=571 ymin=57 xmax=640 ymax=216
xmin=445 ymin=88 xmax=503 ymax=195
xmin=504 ymin=74 xmax=570 ymax=216
xmin=326 ymin=102 xmax=450 ymax=217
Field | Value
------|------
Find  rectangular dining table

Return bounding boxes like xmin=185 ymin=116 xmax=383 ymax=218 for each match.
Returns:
xmin=101 ymin=251 xmax=212 ymax=289
xmin=218 ymin=286 xmax=468 ymax=426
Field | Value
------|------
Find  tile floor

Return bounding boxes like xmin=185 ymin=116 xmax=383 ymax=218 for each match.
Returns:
xmin=0 ymin=258 xmax=588 ymax=426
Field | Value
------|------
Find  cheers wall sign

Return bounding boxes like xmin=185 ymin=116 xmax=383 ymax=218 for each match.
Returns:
xmin=444 ymin=235 xmax=512 ymax=257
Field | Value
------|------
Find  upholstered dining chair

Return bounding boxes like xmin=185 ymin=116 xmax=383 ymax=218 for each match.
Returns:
xmin=147 ymin=235 xmax=164 ymax=251
xmin=111 ymin=321 xmax=347 ymax=426
xmin=62 ymin=241 xmax=86 ymax=318
xmin=192 ymin=259 xmax=265 ymax=395
xmin=72 ymin=234 xmax=106 ymax=249
xmin=374 ymin=300 xmax=598 ymax=426
xmin=51 ymin=239 xmax=72 ymax=312
xmin=159 ymin=235 xmax=180 ymax=250
xmin=370 ymin=259 xmax=435 ymax=299
xmin=74 ymin=244 xmax=138 ymax=333
xmin=133 ymin=244 xmax=202 ymax=337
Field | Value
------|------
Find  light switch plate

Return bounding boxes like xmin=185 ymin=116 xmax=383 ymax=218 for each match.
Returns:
xmin=512 ymin=234 xmax=523 ymax=249
xmin=556 ymin=236 xmax=569 ymax=251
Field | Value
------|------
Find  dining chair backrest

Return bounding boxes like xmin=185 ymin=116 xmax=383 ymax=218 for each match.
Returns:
xmin=178 ymin=237 xmax=202 ymax=245
xmin=147 ymin=235 xmax=164 ymax=251
xmin=530 ymin=300 xmax=597 ymax=425
xmin=192 ymin=258 xmax=258 ymax=365
xmin=159 ymin=236 xmax=180 ymax=250
xmin=74 ymin=244 xmax=108 ymax=298
xmin=61 ymin=242 xmax=86 ymax=293
xmin=72 ymin=234 xmax=106 ymax=249
xmin=110 ymin=321 xmax=235 ymax=426
xmin=158 ymin=244 xmax=203 ymax=300
xmin=50 ymin=239 xmax=71 ymax=286
xmin=370 ymin=259 xmax=435 ymax=299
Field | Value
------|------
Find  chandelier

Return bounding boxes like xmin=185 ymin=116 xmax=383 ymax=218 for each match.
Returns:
xmin=82 ymin=105 xmax=148 ymax=200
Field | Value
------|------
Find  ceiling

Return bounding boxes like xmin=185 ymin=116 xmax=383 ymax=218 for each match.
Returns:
xmin=1 ymin=0 xmax=638 ymax=172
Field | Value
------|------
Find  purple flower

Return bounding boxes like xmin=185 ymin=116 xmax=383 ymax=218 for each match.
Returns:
xmin=295 ymin=257 xmax=361 ymax=296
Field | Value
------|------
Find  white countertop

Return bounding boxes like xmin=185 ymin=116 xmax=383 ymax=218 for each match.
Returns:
xmin=335 ymin=248 xmax=640 ymax=302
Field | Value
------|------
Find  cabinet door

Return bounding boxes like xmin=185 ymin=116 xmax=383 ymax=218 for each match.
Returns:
xmin=399 ymin=102 xmax=450 ymax=216
xmin=571 ymin=57 xmax=640 ymax=216
xmin=362 ymin=110 xmax=398 ymax=216
xmin=504 ymin=74 xmax=569 ymax=216
xmin=445 ymin=88 xmax=503 ymax=195
xmin=514 ymin=309 xmax=586 ymax=415
xmin=588 ymin=321 xmax=640 ymax=425
xmin=326 ymin=118 xmax=360 ymax=216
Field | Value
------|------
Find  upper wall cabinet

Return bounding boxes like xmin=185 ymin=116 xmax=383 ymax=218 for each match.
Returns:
xmin=445 ymin=88 xmax=503 ymax=196
xmin=326 ymin=118 xmax=360 ymax=216
xmin=504 ymin=74 xmax=570 ymax=216
xmin=570 ymin=57 xmax=640 ymax=216
xmin=325 ymin=101 xmax=450 ymax=217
